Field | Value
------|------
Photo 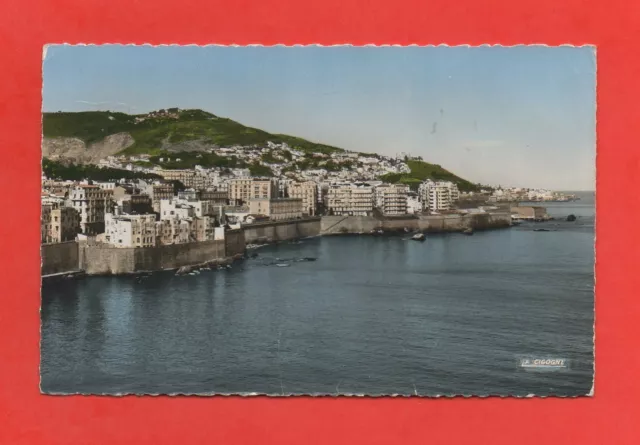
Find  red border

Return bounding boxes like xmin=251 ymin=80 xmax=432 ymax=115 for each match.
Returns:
xmin=1 ymin=0 xmax=637 ymax=443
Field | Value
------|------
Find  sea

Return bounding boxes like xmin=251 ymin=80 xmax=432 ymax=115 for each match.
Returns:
xmin=40 ymin=191 xmax=595 ymax=396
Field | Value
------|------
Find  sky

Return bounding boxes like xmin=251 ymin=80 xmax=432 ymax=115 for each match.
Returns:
xmin=42 ymin=45 xmax=596 ymax=190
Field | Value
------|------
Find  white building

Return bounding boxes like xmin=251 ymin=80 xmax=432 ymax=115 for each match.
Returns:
xmin=326 ymin=183 xmax=374 ymax=216
xmin=104 ymin=213 xmax=157 ymax=248
xmin=159 ymin=199 xmax=195 ymax=220
xmin=406 ymin=194 xmax=422 ymax=214
xmin=418 ymin=180 xmax=460 ymax=212
xmin=375 ymin=184 xmax=409 ymax=216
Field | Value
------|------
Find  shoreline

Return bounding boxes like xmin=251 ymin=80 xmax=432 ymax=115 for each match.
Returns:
xmin=42 ymin=213 xmax=517 ymax=279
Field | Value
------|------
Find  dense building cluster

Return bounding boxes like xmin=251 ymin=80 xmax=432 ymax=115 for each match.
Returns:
xmin=41 ymin=140 xmax=477 ymax=247
xmin=42 ymin=169 xmax=464 ymax=247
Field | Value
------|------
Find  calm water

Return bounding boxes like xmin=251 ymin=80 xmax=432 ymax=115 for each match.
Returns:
xmin=41 ymin=194 xmax=595 ymax=396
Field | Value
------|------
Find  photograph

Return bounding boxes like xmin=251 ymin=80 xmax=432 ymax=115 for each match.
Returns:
xmin=40 ymin=44 xmax=595 ymax=396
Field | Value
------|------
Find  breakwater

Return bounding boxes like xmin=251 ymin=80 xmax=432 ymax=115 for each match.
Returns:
xmin=41 ymin=214 xmax=510 ymax=276
xmin=320 ymin=212 xmax=511 ymax=235
xmin=243 ymin=217 xmax=321 ymax=244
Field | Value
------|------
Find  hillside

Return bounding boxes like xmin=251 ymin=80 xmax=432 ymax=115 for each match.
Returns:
xmin=381 ymin=160 xmax=479 ymax=192
xmin=42 ymin=108 xmax=342 ymax=158
xmin=42 ymin=109 xmax=480 ymax=191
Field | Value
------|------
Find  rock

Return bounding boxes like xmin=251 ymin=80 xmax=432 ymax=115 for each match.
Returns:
xmin=566 ymin=214 xmax=577 ymax=222
xmin=176 ymin=266 xmax=192 ymax=275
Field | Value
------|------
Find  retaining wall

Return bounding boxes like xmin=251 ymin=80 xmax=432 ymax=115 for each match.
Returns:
xmin=243 ymin=217 xmax=321 ymax=244
xmin=80 ymin=240 xmax=226 ymax=275
xmin=225 ymin=229 xmax=246 ymax=257
xmin=41 ymin=241 xmax=80 ymax=276
xmin=320 ymin=213 xmax=511 ymax=234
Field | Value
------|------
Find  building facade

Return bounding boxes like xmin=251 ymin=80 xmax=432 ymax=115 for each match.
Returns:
xmin=418 ymin=180 xmax=460 ymax=212
xmin=326 ymin=184 xmax=374 ymax=216
xmin=249 ymin=198 xmax=303 ymax=221
xmin=287 ymin=181 xmax=318 ymax=216
xmin=151 ymin=183 xmax=175 ymax=212
xmin=157 ymin=169 xmax=212 ymax=190
xmin=229 ymin=178 xmax=277 ymax=205
xmin=70 ymin=185 xmax=113 ymax=235
xmin=375 ymin=184 xmax=409 ymax=216
xmin=121 ymin=194 xmax=154 ymax=215
xmin=104 ymin=213 xmax=157 ymax=248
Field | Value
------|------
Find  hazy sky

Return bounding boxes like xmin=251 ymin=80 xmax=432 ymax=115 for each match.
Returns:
xmin=43 ymin=45 xmax=596 ymax=190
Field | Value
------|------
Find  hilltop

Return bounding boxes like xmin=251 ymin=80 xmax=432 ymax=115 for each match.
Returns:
xmin=42 ymin=109 xmax=481 ymax=191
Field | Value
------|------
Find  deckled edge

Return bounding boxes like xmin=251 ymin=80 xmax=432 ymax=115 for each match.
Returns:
xmin=39 ymin=43 xmax=598 ymax=398
xmin=40 ymin=43 xmax=597 ymax=48
xmin=41 ymin=391 xmax=593 ymax=398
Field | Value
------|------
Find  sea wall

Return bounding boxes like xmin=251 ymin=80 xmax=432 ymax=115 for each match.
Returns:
xmin=243 ymin=217 xmax=321 ymax=244
xmin=41 ymin=241 xmax=80 ymax=276
xmin=225 ymin=228 xmax=246 ymax=257
xmin=320 ymin=213 xmax=511 ymax=234
xmin=79 ymin=240 xmax=227 ymax=275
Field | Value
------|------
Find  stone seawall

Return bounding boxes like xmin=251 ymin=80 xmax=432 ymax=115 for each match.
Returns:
xmin=80 ymin=240 xmax=227 ymax=275
xmin=320 ymin=213 xmax=511 ymax=234
xmin=41 ymin=215 xmax=508 ymax=276
xmin=225 ymin=229 xmax=246 ymax=257
xmin=41 ymin=241 xmax=80 ymax=276
xmin=243 ymin=217 xmax=321 ymax=244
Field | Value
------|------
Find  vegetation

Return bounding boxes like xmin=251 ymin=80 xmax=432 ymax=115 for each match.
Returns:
xmin=247 ymin=163 xmax=274 ymax=177
xmin=148 ymin=151 xmax=246 ymax=169
xmin=42 ymin=109 xmax=343 ymax=155
xmin=380 ymin=160 xmax=480 ymax=192
xmin=42 ymin=159 xmax=162 ymax=182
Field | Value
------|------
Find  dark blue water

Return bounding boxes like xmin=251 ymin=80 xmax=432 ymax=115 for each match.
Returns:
xmin=41 ymin=195 xmax=594 ymax=396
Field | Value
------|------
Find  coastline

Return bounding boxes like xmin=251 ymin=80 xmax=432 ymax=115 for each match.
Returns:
xmin=42 ymin=213 xmax=512 ymax=278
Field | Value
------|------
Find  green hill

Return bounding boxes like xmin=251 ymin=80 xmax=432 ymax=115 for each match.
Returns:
xmin=42 ymin=108 xmax=342 ymax=155
xmin=381 ymin=160 xmax=479 ymax=192
xmin=42 ymin=109 xmax=480 ymax=191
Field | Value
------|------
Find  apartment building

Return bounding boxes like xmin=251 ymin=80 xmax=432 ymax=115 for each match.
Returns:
xmin=41 ymin=203 xmax=53 ymax=244
xmin=157 ymin=169 xmax=212 ymax=190
xmin=418 ymin=180 xmax=460 ymax=212
xmin=151 ymin=183 xmax=175 ymax=212
xmin=287 ymin=181 xmax=318 ymax=216
xmin=120 ymin=194 xmax=154 ymax=215
xmin=49 ymin=206 xmax=80 ymax=243
xmin=249 ymin=198 xmax=303 ymax=221
xmin=375 ymin=184 xmax=409 ymax=216
xmin=228 ymin=178 xmax=277 ymax=205
xmin=191 ymin=216 xmax=215 ymax=242
xmin=104 ymin=213 xmax=157 ymax=248
xmin=155 ymin=219 xmax=190 ymax=245
xmin=326 ymin=184 xmax=374 ymax=216
xmin=159 ymin=199 xmax=195 ymax=220
xmin=70 ymin=185 xmax=113 ymax=235
xmin=199 ymin=189 xmax=229 ymax=206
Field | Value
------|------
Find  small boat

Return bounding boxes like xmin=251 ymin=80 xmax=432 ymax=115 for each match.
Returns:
xmin=276 ymin=263 xmax=290 ymax=267
xmin=462 ymin=228 xmax=474 ymax=235
xmin=533 ymin=228 xmax=551 ymax=232
xmin=411 ymin=233 xmax=426 ymax=241
xmin=301 ymin=257 xmax=317 ymax=262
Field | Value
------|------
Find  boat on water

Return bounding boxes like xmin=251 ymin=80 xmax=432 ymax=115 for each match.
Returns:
xmin=369 ymin=229 xmax=385 ymax=236
xmin=276 ymin=263 xmax=290 ymax=267
xmin=411 ymin=233 xmax=426 ymax=241
xmin=462 ymin=228 xmax=474 ymax=235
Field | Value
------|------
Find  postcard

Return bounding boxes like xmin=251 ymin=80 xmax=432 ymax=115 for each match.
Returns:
xmin=40 ymin=44 xmax=595 ymax=396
